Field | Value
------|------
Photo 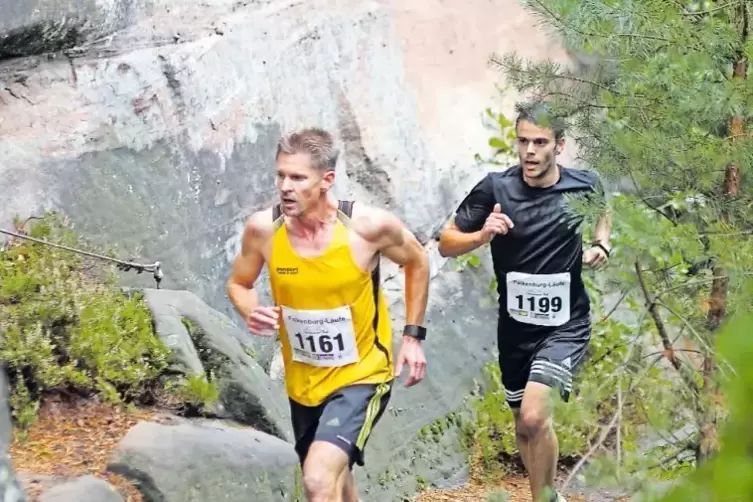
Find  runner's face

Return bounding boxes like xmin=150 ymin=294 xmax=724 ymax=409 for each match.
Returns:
xmin=516 ymin=119 xmax=564 ymax=179
xmin=275 ymin=152 xmax=334 ymax=216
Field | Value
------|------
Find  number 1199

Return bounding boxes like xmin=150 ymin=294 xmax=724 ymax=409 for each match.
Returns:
xmin=515 ymin=294 xmax=562 ymax=313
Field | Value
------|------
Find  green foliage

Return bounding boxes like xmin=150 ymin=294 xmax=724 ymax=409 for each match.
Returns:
xmin=167 ymin=374 xmax=220 ymax=409
xmin=484 ymin=487 xmax=509 ymax=502
xmin=655 ymin=312 xmax=753 ymax=501
xmin=174 ymin=317 xmax=223 ymax=409
xmin=0 ymin=212 xmax=171 ymax=428
xmin=467 ymin=0 xmax=753 ymax=497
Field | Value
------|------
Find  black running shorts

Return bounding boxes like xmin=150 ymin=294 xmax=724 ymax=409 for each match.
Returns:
xmin=497 ymin=318 xmax=591 ymax=408
xmin=289 ymin=382 xmax=392 ymax=468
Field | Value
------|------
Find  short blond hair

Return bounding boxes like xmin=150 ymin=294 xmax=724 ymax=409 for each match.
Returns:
xmin=276 ymin=128 xmax=339 ymax=172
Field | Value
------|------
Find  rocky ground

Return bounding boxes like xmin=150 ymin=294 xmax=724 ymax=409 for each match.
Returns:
xmin=8 ymin=394 xmax=300 ymax=502
xmin=10 ymin=396 xmax=625 ymax=502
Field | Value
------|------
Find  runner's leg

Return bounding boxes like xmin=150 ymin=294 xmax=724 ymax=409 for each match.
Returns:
xmin=302 ymin=382 xmax=392 ymax=502
xmin=338 ymin=466 xmax=358 ymax=501
xmin=498 ymin=333 xmax=534 ymax=472
xmin=518 ymin=381 xmax=558 ymax=502
xmin=303 ymin=441 xmax=350 ymax=501
xmin=520 ymin=320 xmax=592 ymax=502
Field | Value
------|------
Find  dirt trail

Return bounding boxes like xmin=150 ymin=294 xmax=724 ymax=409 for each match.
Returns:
xmin=9 ymin=397 xmax=159 ymax=501
xmin=413 ymin=476 xmax=600 ymax=502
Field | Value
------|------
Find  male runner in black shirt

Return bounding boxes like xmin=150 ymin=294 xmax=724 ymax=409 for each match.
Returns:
xmin=439 ymin=100 xmax=611 ymax=502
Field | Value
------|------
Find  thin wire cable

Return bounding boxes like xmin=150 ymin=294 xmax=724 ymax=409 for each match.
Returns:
xmin=0 ymin=228 xmax=163 ymax=287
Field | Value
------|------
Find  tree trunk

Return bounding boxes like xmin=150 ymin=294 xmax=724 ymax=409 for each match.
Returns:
xmin=697 ymin=6 xmax=747 ymax=464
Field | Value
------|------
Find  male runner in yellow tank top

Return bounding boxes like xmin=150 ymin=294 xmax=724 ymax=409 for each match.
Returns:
xmin=226 ymin=127 xmax=430 ymax=502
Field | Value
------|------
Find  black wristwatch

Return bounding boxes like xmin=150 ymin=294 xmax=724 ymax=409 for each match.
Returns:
xmin=403 ymin=325 xmax=427 ymax=341
xmin=591 ymin=241 xmax=611 ymax=258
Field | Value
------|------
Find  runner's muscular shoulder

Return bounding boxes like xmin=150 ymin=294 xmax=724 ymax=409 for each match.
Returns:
xmin=235 ymin=208 xmax=275 ymax=266
xmin=348 ymin=203 xmax=424 ymax=267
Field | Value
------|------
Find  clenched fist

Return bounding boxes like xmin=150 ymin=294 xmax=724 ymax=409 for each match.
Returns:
xmin=481 ymin=203 xmax=514 ymax=242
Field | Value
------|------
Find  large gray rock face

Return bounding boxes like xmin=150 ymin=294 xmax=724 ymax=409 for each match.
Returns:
xmin=0 ymin=0 xmax=571 ymax=317
xmin=0 ymin=0 xmax=152 ymax=59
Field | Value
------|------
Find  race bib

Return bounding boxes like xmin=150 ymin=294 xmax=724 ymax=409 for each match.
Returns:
xmin=506 ymin=272 xmax=571 ymax=327
xmin=280 ymin=305 xmax=360 ymax=368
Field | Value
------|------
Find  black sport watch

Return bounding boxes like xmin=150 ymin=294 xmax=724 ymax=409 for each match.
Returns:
xmin=403 ymin=325 xmax=427 ymax=341
xmin=591 ymin=241 xmax=611 ymax=258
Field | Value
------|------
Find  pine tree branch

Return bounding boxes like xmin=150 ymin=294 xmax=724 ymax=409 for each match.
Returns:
xmin=524 ymin=0 xmax=673 ymax=44
xmin=656 ymin=299 xmax=736 ymax=379
xmin=635 ymin=262 xmax=682 ymax=371
xmin=597 ymin=289 xmax=629 ymax=324
xmin=642 ymin=348 xmax=703 ymax=358
xmin=488 ymin=53 xmax=618 ymax=94
xmin=682 ymin=1 xmax=740 ymax=16
xmin=634 ymin=261 xmax=707 ymax=400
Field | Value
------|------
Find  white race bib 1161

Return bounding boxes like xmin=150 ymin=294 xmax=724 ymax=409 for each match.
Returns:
xmin=280 ymin=305 xmax=360 ymax=368
xmin=506 ymin=272 xmax=571 ymax=327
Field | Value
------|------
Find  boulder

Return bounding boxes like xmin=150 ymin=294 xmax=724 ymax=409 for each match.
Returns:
xmin=107 ymin=420 xmax=299 ymax=502
xmin=38 ymin=475 xmax=123 ymax=502
xmin=140 ymin=288 xmax=292 ymax=441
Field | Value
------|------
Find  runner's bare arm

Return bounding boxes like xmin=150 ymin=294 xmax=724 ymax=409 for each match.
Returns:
xmin=437 ymin=219 xmax=488 ymax=258
xmin=226 ymin=210 xmax=273 ymax=320
xmin=438 ymin=174 xmax=497 ymax=258
xmin=593 ymin=211 xmax=612 ymax=248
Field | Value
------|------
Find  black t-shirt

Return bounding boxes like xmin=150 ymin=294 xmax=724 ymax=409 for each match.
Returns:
xmin=454 ymin=165 xmax=605 ymax=336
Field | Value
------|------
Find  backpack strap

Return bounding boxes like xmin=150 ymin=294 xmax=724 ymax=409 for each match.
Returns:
xmin=272 ymin=203 xmax=285 ymax=230
xmin=336 ymin=200 xmax=383 ymax=336
xmin=338 ymin=199 xmax=354 ymax=218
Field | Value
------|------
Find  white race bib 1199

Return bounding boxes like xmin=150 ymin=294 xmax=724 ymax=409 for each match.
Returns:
xmin=280 ymin=305 xmax=360 ymax=368
xmin=506 ymin=272 xmax=571 ymax=327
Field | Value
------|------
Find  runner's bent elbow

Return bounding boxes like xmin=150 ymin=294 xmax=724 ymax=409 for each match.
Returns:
xmin=404 ymin=237 xmax=429 ymax=272
xmin=438 ymin=227 xmax=483 ymax=258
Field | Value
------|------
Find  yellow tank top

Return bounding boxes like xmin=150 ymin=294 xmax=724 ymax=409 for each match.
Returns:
xmin=268 ymin=204 xmax=394 ymax=406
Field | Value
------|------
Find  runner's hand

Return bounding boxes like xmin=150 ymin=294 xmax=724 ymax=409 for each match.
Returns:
xmin=480 ymin=203 xmax=514 ymax=242
xmin=394 ymin=336 xmax=427 ymax=387
xmin=247 ymin=306 xmax=281 ymax=336
xmin=583 ymin=246 xmax=608 ymax=269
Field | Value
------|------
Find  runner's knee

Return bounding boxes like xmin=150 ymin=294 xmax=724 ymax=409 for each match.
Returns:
xmin=516 ymin=404 xmax=552 ymax=438
xmin=302 ymin=442 xmax=349 ymax=499
xmin=302 ymin=462 xmax=339 ymax=500
xmin=517 ymin=384 xmax=554 ymax=437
